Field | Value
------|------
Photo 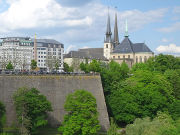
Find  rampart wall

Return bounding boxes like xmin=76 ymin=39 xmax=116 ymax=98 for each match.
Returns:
xmin=0 ymin=75 xmax=109 ymax=131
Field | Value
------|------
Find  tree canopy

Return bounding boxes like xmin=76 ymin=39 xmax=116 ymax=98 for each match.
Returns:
xmin=13 ymin=87 xmax=52 ymax=135
xmin=63 ymin=62 xmax=73 ymax=72
xmin=59 ymin=90 xmax=100 ymax=135
xmin=31 ymin=60 xmax=37 ymax=70
xmin=6 ymin=61 xmax=13 ymax=70
xmin=109 ymin=70 xmax=175 ymax=125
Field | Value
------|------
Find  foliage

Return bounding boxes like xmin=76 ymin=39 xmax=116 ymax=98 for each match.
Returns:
xmin=107 ymin=118 xmax=120 ymax=135
xmin=100 ymin=61 xmax=129 ymax=96
xmin=108 ymin=70 xmax=174 ymax=125
xmin=59 ymin=90 xmax=100 ymax=135
xmin=13 ymin=87 xmax=52 ymax=135
xmin=30 ymin=60 xmax=37 ymax=70
xmin=169 ymin=100 xmax=180 ymax=120
xmin=89 ymin=60 xmax=101 ymax=72
xmin=146 ymin=54 xmax=180 ymax=73
xmin=126 ymin=112 xmax=180 ymax=135
xmin=63 ymin=62 xmax=73 ymax=72
xmin=80 ymin=62 xmax=90 ymax=73
xmin=164 ymin=69 xmax=180 ymax=100
xmin=6 ymin=61 xmax=13 ymax=70
xmin=0 ymin=101 xmax=5 ymax=133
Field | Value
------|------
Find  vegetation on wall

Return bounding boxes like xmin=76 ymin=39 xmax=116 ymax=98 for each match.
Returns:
xmin=0 ymin=101 xmax=5 ymax=133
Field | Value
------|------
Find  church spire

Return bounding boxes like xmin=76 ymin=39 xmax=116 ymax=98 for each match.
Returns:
xmin=125 ymin=19 xmax=129 ymax=37
xmin=114 ymin=12 xmax=119 ymax=46
xmin=105 ymin=7 xmax=112 ymax=43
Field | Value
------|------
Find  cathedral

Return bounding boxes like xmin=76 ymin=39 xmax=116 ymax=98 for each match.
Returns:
xmin=104 ymin=12 xmax=154 ymax=67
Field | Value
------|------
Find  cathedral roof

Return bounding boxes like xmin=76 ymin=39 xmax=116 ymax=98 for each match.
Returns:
xmin=113 ymin=37 xmax=153 ymax=53
xmin=113 ymin=37 xmax=134 ymax=53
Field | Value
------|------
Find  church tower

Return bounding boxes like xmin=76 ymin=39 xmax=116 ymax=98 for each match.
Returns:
xmin=104 ymin=10 xmax=113 ymax=59
xmin=113 ymin=13 xmax=119 ymax=47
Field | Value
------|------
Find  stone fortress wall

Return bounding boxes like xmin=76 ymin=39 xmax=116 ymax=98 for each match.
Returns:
xmin=0 ymin=75 xmax=109 ymax=131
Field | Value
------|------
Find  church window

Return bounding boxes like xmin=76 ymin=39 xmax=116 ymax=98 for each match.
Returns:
xmin=136 ymin=56 xmax=138 ymax=63
xmin=140 ymin=56 xmax=142 ymax=62
xmin=106 ymin=44 xmax=108 ymax=48
xmin=144 ymin=56 xmax=147 ymax=62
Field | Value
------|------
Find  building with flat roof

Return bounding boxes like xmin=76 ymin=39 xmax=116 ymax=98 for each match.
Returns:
xmin=0 ymin=37 xmax=64 ymax=71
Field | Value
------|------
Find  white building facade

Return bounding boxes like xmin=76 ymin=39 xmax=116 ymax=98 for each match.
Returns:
xmin=0 ymin=37 xmax=64 ymax=71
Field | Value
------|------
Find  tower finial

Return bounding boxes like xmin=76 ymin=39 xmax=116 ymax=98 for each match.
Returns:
xmin=114 ymin=12 xmax=119 ymax=46
xmin=125 ymin=19 xmax=129 ymax=37
xmin=105 ymin=6 xmax=112 ymax=43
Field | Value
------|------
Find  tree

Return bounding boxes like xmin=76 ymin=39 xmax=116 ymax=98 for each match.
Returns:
xmin=80 ymin=62 xmax=90 ymax=73
xmin=6 ymin=61 xmax=13 ymax=70
xmin=0 ymin=101 xmax=5 ymax=133
xmin=109 ymin=70 xmax=174 ymax=126
xmin=126 ymin=112 xmax=179 ymax=135
xmin=89 ymin=59 xmax=101 ymax=72
xmin=63 ymin=62 xmax=73 ymax=72
xmin=13 ymin=87 xmax=52 ymax=135
xmin=59 ymin=90 xmax=100 ymax=135
xmin=31 ymin=60 xmax=37 ymax=70
xmin=164 ymin=69 xmax=180 ymax=100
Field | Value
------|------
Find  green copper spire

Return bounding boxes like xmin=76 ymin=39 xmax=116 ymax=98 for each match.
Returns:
xmin=125 ymin=19 xmax=129 ymax=37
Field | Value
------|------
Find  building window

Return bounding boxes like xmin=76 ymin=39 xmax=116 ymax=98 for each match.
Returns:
xmin=128 ymin=55 xmax=130 ymax=58
xmin=113 ymin=56 xmax=115 ymax=59
xmin=136 ymin=56 xmax=138 ymax=63
xmin=123 ymin=55 xmax=125 ymax=62
xmin=106 ymin=44 xmax=108 ymax=48
xmin=144 ymin=56 xmax=147 ymax=62
xmin=140 ymin=56 xmax=142 ymax=62
xmin=118 ymin=56 xmax=120 ymax=59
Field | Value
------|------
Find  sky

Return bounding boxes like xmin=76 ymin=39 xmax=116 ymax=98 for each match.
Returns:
xmin=0 ymin=0 xmax=180 ymax=55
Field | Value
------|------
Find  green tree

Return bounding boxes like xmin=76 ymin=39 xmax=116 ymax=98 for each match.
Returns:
xmin=146 ymin=54 xmax=180 ymax=73
xmin=0 ymin=101 xmax=5 ymax=133
xmin=164 ymin=69 xmax=180 ymax=100
xmin=126 ymin=112 xmax=179 ymax=135
xmin=89 ymin=59 xmax=101 ymax=72
xmin=59 ymin=90 xmax=100 ymax=135
xmin=109 ymin=70 xmax=174 ymax=125
xmin=13 ymin=87 xmax=52 ymax=135
xmin=63 ymin=62 xmax=73 ymax=72
xmin=80 ymin=62 xmax=90 ymax=73
xmin=31 ymin=60 xmax=37 ymax=70
xmin=6 ymin=61 xmax=13 ymax=70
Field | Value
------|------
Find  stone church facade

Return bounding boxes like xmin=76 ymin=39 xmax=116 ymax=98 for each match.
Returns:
xmin=104 ymin=13 xmax=154 ymax=68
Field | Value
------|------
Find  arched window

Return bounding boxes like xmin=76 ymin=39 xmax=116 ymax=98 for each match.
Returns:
xmin=113 ymin=56 xmax=115 ymax=59
xmin=144 ymin=56 xmax=147 ymax=62
xmin=140 ymin=56 xmax=142 ymax=63
xmin=136 ymin=56 xmax=138 ymax=63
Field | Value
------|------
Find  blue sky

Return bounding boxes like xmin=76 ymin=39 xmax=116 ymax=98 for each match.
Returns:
xmin=0 ymin=0 xmax=180 ymax=55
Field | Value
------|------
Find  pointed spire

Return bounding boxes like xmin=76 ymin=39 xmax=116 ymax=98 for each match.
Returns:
xmin=114 ymin=12 xmax=119 ymax=46
xmin=125 ymin=19 xmax=129 ymax=37
xmin=105 ymin=7 xmax=112 ymax=43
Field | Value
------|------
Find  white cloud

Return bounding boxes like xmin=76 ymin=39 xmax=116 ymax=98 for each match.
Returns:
xmin=66 ymin=45 xmax=78 ymax=53
xmin=156 ymin=44 xmax=180 ymax=53
xmin=158 ymin=22 xmax=180 ymax=33
xmin=161 ymin=38 xmax=169 ymax=43
xmin=0 ymin=0 xmax=168 ymax=45
xmin=173 ymin=6 xmax=180 ymax=14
